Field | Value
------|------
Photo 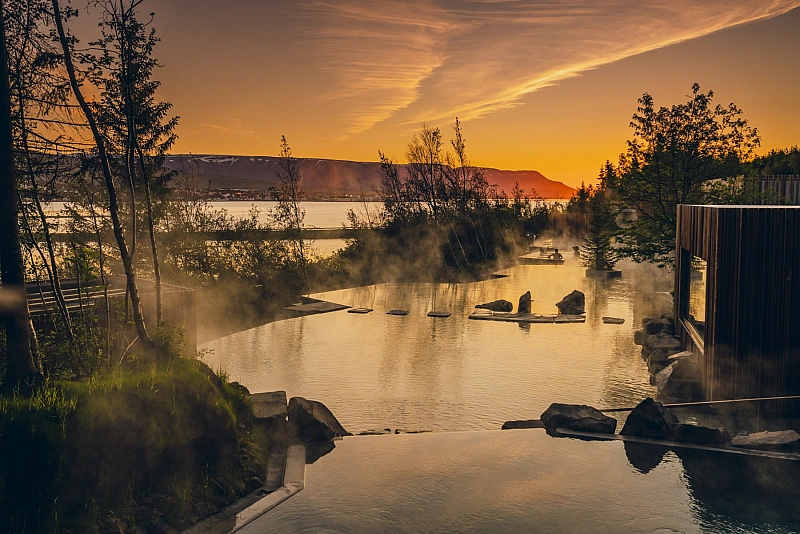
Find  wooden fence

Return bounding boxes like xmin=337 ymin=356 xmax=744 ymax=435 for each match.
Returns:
xmin=28 ymin=276 xmax=196 ymax=357
xmin=758 ymin=175 xmax=800 ymax=205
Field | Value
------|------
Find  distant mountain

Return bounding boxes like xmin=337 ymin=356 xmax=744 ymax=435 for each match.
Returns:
xmin=163 ymin=154 xmax=575 ymax=199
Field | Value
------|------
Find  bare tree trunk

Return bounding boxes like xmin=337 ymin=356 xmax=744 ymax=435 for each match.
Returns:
xmin=52 ymin=0 xmax=154 ymax=352
xmin=0 ymin=2 xmax=39 ymax=388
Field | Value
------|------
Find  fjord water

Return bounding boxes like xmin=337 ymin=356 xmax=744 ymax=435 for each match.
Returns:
xmin=202 ymin=259 xmax=674 ymax=433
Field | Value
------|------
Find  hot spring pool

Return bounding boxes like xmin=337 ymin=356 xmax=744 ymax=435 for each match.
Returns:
xmin=241 ymin=430 xmax=800 ymax=533
xmin=201 ymin=259 xmax=676 ymax=433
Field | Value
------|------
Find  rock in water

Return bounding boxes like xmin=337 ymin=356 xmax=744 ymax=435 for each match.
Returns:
xmin=556 ymin=290 xmax=585 ymax=315
xmin=288 ymin=397 xmax=350 ymax=441
xmin=518 ymin=291 xmax=532 ymax=314
xmin=540 ymin=403 xmax=617 ymax=434
xmin=620 ymin=397 xmax=679 ymax=440
xmin=475 ymin=299 xmax=513 ymax=313
xmin=731 ymin=430 xmax=800 ymax=451
xmin=671 ymin=424 xmax=730 ymax=446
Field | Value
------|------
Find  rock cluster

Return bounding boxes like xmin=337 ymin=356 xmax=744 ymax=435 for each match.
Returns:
xmin=634 ymin=314 xmax=702 ymax=401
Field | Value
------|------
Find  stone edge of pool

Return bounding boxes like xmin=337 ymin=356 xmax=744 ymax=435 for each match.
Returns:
xmin=181 ymin=443 xmax=307 ymax=534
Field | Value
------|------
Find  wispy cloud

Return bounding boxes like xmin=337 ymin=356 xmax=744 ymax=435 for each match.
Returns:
xmin=301 ymin=0 xmax=800 ymax=138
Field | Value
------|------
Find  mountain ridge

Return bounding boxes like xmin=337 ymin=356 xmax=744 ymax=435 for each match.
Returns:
xmin=163 ymin=154 xmax=575 ymax=199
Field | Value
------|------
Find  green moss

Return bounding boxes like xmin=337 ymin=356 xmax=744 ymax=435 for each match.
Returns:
xmin=0 ymin=358 xmax=270 ymax=533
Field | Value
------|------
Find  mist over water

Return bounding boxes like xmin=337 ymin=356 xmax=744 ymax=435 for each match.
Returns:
xmin=202 ymin=258 xmax=674 ymax=433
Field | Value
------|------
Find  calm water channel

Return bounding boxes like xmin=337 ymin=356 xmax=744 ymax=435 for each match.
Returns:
xmin=202 ymin=258 xmax=675 ymax=433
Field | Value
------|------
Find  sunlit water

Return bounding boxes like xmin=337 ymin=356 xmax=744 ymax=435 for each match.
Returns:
xmin=202 ymin=258 xmax=675 ymax=433
xmin=243 ymin=430 xmax=800 ymax=533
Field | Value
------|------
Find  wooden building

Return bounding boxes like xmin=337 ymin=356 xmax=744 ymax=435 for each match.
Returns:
xmin=674 ymin=205 xmax=800 ymax=404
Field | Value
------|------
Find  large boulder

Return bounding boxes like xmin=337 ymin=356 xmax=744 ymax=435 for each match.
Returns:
xmin=642 ymin=332 xmax=682 ymax=359
xmin=731 ymin=430 xmax=800 ymax=451
xmin=556 ymin=290 xmax=585 ymax=315
xmin=475 ymin=299 xmax=513 ymax=313
xmin=287 ymin=397 xmax=350 ymax=442
xmin=671 ymin=424 xmax=730 ymax=446
xmin=643 ymin=318 xmax=674 ymax=336
xmin=540 ymin=403 xmax=617 ymax=434
xmin=518 ymin=291 xmax=532 ymax=314
xmin=652 ymin=357 xmax=703 ymax=400
xmin=620 ymin=398 xmax=679 ymax=440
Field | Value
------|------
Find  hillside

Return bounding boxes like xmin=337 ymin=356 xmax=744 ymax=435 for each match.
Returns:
xmin=163 ymin=155 xmax=575 ymax=199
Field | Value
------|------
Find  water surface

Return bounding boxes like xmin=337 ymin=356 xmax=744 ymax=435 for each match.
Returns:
xmin=202 ymin=259 xmax=674 ymax=432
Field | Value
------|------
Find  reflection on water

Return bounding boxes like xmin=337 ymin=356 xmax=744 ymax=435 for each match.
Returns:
xmin=202 ymin=259 xmax=675 ymax=432
xmin=243 ymin=431 xmax=800 ymax=534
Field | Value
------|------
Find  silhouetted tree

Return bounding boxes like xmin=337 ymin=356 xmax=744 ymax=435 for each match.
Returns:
xmin=0 ymin=0 xmax=40 ymax=388
xmin=614 ymin=84 xmax=760 ymax=266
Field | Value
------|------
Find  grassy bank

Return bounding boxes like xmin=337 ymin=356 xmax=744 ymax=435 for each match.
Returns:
xmin=0 ymin=358 xmax=269 ymax=534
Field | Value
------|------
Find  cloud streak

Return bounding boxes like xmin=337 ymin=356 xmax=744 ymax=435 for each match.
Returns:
xmin=301 ymin=0 xmax=800 ymax=138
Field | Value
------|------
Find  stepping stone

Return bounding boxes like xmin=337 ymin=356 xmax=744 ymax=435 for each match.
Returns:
xmin=386 ymin=309 xmax=409 ymax=316
xmin=603 ymin=317 xmax=625 ymax=324
xmin=427 ymin=311 xmax=451 ymax=318
xmin=348 ymin=308 xmax=373 ymax=314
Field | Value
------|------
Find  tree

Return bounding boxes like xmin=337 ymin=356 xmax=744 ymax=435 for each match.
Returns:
xmin=52 ymin=0 xmax=155 ymax=352
xmin=580 ymin=171 xmax=618 ymax=271
xmin=87 ymin=0 xmax=178 ymax=323
xmin=272 ymin=135 xmax=309 ymax=288
xmin=614 ymin=84 xmax=760 ymax=266
xmin=0 ymin=0 xmax=40 ymax=388
xmin=566 ymin=182 xmax=594 ymax=214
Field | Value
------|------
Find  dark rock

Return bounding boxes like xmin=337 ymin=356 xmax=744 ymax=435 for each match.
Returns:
xmin=518 ymin=291 xmax=532 ymax=314
xmin=672 ymin=424 xmax=730 ymax=445
xmin=228 ymin=381 xmax=250 ymax=396
xmin=288 ymin=396 xmax=350 ymax=441
xmin=731 ymin=430 xmax=800 ymax=451
xmin=501 ymin=419 xmax=546 ymax=430
xmin=633 ymin=330 xmax=646 ymax=346
xmin=540 ymin=403 xmax=617 ymax=434
xmin=620 ymin=397 xmax=679 ymax=440
xmin=643 ymin=318 xmax=674 ymax=336
xmin=475 ymin=299 xmax=514 ymax=313
xmin=642 ymin=333 xmax=682 ymax=358
xmin=555 ymin=290 xmax=585 ymax=315
xmin=654 ymin=358 xmax=703 ymax=400
xmin=250 ymin=391 xmax=287 ymax=420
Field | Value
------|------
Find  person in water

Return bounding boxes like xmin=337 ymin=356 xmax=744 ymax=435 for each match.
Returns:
xmin=549 ymin=248 xmax=563 ymax=260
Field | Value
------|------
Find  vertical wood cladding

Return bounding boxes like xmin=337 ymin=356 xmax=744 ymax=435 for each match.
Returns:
xmin=674 ymin=205 xmax=800 ymax=402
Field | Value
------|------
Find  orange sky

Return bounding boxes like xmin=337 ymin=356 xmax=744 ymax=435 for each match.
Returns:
xmin=69 ymin=1 xmax=800 ymax=187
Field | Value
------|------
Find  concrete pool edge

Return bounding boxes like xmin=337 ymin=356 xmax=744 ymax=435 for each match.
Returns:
xmin=181 ymin=444 xmax=306 ymax=534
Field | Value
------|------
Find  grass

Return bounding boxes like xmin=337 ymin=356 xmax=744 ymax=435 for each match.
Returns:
xmin=0 ymin=357 xmax=270 ymax=533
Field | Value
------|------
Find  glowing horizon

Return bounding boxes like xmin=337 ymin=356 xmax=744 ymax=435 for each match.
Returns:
xmin=67 ymin=1 xmax=800 ymax=187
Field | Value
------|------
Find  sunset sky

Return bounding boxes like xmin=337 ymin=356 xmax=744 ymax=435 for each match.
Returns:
xmin=70 ymin=1 xmax=800 ymax=187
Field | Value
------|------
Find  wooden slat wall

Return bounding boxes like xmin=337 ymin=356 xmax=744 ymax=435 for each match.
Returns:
xmin=759 ymin=175 xmax=800 ymax=205
xmin=675 ymin=205 xmax=800 ymax=406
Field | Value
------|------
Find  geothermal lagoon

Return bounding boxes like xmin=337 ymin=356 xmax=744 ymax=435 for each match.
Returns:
xmin=201 ymin=258 xmax=800 ymax=533
xmin=202 ymin=259 xmax=674 ymax=433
